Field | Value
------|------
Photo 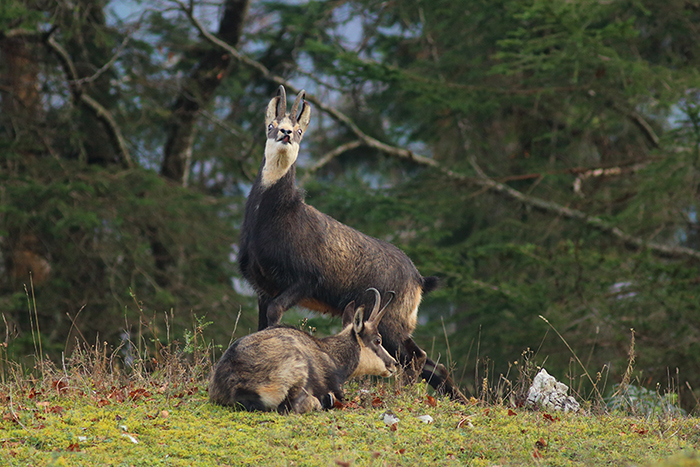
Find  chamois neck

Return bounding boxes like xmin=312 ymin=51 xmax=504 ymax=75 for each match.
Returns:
xmin=320 ymin=327 xmax=360 ymax=380
xmin=260 ymin=138 xmax=299 ymax=188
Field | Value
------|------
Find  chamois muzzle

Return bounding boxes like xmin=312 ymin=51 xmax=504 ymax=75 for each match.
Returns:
xmin=278 ymin=128 xmax=292 ymax=144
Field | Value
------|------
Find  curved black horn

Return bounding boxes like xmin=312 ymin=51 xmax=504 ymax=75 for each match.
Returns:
xmin=276 ymin=85 xmax=287 ymax=116
xmin=366 ymin=287 xmax=382 ymax=323
xmin=290 ymin=90 xmax=306 ymax=121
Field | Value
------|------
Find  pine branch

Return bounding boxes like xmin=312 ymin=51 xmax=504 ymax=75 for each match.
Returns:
xmin=182 ymin=5 xmax=700 ymax=261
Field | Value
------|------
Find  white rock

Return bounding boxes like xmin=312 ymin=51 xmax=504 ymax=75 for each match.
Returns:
xmin=526 ymin=368 xmax=580 ymax=413
xmin=417 ymin=414 xmax=434 ymax=424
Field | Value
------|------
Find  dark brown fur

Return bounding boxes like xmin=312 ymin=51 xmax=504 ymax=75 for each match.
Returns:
xmin=238 ymin=86 xmax=466 ymax=401
xmin=209 ymin=290 xmax=396 ymax=413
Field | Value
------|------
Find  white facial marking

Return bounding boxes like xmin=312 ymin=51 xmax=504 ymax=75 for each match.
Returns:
xmin=351 ymin=345 xmax=392 ymax=378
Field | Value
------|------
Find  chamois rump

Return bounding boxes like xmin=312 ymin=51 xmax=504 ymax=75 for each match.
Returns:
xmin=209 ymin=288 xmax=397 ymax=413
xmin=238 ymin=85 xmax=466 ymax=401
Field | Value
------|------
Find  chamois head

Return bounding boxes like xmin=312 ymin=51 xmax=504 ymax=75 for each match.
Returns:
xmin=261 ymin=85 xmax=311 ymax=187
xmin=345 ymin=288 xmax=397 ymax=378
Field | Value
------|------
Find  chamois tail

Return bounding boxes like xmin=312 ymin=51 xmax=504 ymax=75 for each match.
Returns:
xmin=422 ymin=276 xmax=440 ymax=294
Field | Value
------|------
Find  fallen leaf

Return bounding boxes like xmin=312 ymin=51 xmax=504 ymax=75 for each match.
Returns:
xmin=390 ymin=423 xmax=398 ymax=432
xmin=334 ymin=461 xmax=350 ymax=467
xmin=67 ymin=442 xmax=80 ymax=452
xmin=542 ymin=413 xmax=559 ymax=422
xmin=372 ymin=397 xmax=383 ymax=408
xmin=457 ymin=417 xmax=473 ymax=429
xmin=532 ymin=449 xmax=543 ymax=459
xmin=425 ymin=395 xmax=437 ymax=407
xmin=382 ymin=413 xmax=400 ymax=426
xmin=52 ymin=380 xmax=68 ymax=396
xmin=508 ymin=409 xmax=517 ymax=416
xmin=122 ymin=433 xmax=139 ymax=444
xmin=535 ymin=438 xmax=547 ymax=450
xmin=398 ymin=448 xmax=406 ymax=454
xmin=160 ymin=410 xmax=169 ymax=419
xmin=97 ymin=399 xmax=110 ymax=408
xmin=417 ymin=414 xmax=434 ymax=424
xmin=631 ymin=424 xmax=648 ymax=435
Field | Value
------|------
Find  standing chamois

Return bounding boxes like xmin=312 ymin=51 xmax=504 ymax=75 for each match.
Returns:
xmin=238 ymin=86 xmax=466 ymax=402
xmin=209 ymin=288 xmax=397 ymax=413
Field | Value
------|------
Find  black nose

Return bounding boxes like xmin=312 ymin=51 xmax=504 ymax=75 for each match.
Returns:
xmin=279 ymin=129 xmax=292 ymax=135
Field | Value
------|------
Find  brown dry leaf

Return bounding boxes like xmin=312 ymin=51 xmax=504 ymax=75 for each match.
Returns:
xmin=535 ymin=438 xmax=547 ymax=450
xmin=67 ymin=442 xmax=80 ymax=452
xmin=398 ymin=448 xmax=406 ymax=454
xmin=2 ymin=412 xmax=19 ymax=423
xmin=389 ymin=423 xmax=398 ymax=432
xmin=371 ymin=397 xmax=383 ymax=408
xmin=542 ymin=413 xmax=559 ymax=422
xmin=508 ymin=409 xmax=517 ymax=416
xmin=97 ymin=399 xmax=110 ymax=408
xmin=457 ymin=417 xmax=473 ymax=429
xmin=425 ymin=395 xmax=437 ymax=407
xmin=48 ymin=406 xmax=64 ymax=414
xmin=334 ymin=460 xmax=350 ymax=467
xmin=532 ymin=449 xmax=543 ymax=459
xmin=52 ymin=380 xmax=68 ymax=395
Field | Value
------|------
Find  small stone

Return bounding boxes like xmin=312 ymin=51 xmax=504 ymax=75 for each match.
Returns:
xmin=526 ymin=368 xmax=580 ymax=413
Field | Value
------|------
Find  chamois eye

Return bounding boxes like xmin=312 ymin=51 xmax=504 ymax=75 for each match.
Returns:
xmin=297 ymin=129 xmax=303 ymax=135
xmin=268 ymin=124 xmax=273 ymax=131
xmin=374 ymin=337 xmax=381 ymax=346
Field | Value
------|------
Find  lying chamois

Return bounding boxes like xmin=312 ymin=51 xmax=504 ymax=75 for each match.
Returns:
xmin=209 ymin=288 xmax=397 ymax=413
xmin=237 ymin=85 xmax=467 ymax=402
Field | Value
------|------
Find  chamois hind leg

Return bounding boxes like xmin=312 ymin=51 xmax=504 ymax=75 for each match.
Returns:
xmin=402 ymin=337 xmax=428 ymax=383
xmin=262 ymin=282 xmax=312 ymax=329
xmin=422 ymin=357 xmax=470 ymax=403
xmin=284 ymin=388 xmax=322 ymax=414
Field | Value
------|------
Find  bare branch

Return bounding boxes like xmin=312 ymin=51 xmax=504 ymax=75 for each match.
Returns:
xmin=612 ymin=102 xmax=660 ymax=148
xmin=46 ymin=35 xmax=133 ymax=169
xmin=301 ymin=140 xmax=363 ymax=183
xmin=71 ymin=34 xmax=130 ymax=86
xmin=183 ymin=6 xmax=700 ymax=261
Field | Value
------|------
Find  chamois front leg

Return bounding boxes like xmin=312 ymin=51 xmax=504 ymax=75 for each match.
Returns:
xmin=257 ymin=293 xmax=273 ymax=331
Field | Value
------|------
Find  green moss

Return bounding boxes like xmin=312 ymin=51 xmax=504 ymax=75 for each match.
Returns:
xmin=2 ymin=377 xmax=699 ymax=466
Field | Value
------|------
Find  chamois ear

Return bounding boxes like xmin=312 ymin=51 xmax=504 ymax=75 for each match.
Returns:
xmin=297 ymin=100 xmax=311 ymax=132
xmin=352 ymin=306 xmax=364 ymax=335
xmin=265 ymin=96 xmax=280 ymax=126
xmin=342 ymin=301 xmax=356 ymax=328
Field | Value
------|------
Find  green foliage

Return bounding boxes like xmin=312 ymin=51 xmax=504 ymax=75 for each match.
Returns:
xmin=607 ymin=384 xmax=687 ymax=418
xmin=3 ymin=0 xmax=700 ymax=413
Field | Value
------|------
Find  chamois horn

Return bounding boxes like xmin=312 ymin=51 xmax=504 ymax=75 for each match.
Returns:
xmin=366 ymin=288 xmax=394 ymax=325
xmin=290 ymin=90 xmax=306 ymax=122
xmin=276 ymin=85 xmax=287 ymax=117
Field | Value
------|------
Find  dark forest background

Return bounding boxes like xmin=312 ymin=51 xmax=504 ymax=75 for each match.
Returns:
xmin=2 ymin=0 xmax=700 ymax=407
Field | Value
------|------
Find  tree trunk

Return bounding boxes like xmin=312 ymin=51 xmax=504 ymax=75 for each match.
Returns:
xmin=161 ymin=0 xmax=250 ymax=185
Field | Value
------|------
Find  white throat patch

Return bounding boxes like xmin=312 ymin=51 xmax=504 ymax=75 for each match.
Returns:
xmin=261 ymin=138 xmax=299 ymax=188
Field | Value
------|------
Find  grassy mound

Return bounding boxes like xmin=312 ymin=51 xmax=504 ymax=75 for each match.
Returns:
xmin=1 ymin=344 xmax=699 ymax=466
